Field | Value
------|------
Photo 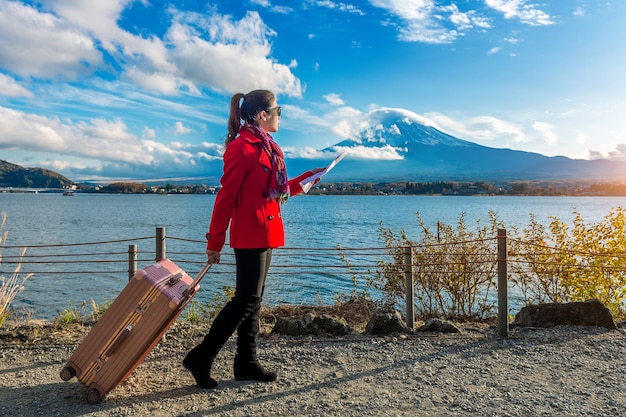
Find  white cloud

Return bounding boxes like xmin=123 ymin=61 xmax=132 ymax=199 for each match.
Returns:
xmin=587 ymin=149 xmax=605 ymax=160
xmin=123 ymin=68 xmax=197 ymax=96
xmin=174 ymin=121 xmax=192 ymax=135
xmin=608 ymin=144 xmax=626 ymax=161
xmin=487 ymin=47 xmax=501 ymax=55
xmin=485 ymin=0 xmax=554 ymax=26
xmin=441 ymin=4 xmax=491 ymax=31
xmin=0 ymin=73 xmax=33 ymax=98
xmin=333 ymin=144 xmax=405 ymax=160
xmin=425 ymin=112 xmax=525 ymax=143
xmin=143 ymin=127 xmax=156 ymax=139
xmin=0 ymin=105 xmax=223 ymax=177
xmin=0 ymin=1 xmax=102 ymax=80
xmin=575 ymin=133 xmax=588 ymax=144
xmin=166 ymin=10 xmax=303 ymax=97
xmin=315 ymin=1 xmax=366 ymax=15
xmin=0 ymin=2 xmax=301 ymax=98
xmin=587 ymin=143 xmax=626 ymax=162
xmin=284 ymin=144 xmax=404 ymax=160
xmin=323 ymin=93 xmax=345 ymax=106
xmin=291 ymin=104 xmax=363 ymax=138
xmin=532 ymin=121 xmax=556 ymax=144
xmin=368 ymin=0 xmax=494 ymax=43
xmin=368 ymin=0 xmax=456 ymax=43
xmin=44 ymin=159 xmax=88 ymax=172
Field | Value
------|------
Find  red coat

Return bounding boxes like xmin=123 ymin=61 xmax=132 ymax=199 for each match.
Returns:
xmin=206 ymin=129 xmax=312 ymax=251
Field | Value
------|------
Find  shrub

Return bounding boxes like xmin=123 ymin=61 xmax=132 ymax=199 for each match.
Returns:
xmin=511 ymin=208 xmax=626 ymax=319
xmin=374 ymin=211 xmax=503 ymax=320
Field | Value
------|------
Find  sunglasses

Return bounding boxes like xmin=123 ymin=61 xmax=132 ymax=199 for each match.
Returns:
xmin=266 ymin=106 xmax=282 ymax=117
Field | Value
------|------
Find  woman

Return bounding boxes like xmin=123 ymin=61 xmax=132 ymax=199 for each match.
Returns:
xmin=183 ymin=90 xmax=322 ymax=389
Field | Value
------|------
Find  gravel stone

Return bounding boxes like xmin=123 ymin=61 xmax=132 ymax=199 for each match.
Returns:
xmin=0 ymin=322 xmax=625 ymax=416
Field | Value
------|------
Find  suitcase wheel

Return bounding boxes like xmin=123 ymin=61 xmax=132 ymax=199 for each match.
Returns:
xmin=59 ymin=366 xmax=76 ymax=381
xmin=86 ymin=388 xmax=102 ymax=405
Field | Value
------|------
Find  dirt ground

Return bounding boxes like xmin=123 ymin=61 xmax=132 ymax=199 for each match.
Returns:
xmin=1 ymin=320 xmax=625 ymax=417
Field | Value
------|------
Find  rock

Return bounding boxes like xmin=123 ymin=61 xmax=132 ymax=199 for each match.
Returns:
xmin=271 ymin=313 xmax=353 ymax=336
xmin=365 ymin=310 xmax=411 ymax=335
xmin=416 ymin=318 xmax=461 ymax=333
xmin=512 ymin=299 xmax=617 ymax=330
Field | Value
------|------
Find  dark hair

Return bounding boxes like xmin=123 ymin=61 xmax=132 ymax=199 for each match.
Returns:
xmin=226 ymin=90 xmax=275 ymax=144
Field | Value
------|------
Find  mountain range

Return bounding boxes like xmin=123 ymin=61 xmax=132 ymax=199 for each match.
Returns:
xmin=3 ymin=108 xmax=625 ymax=187
xmin=285 ymin=109 xmax=626 ymax=182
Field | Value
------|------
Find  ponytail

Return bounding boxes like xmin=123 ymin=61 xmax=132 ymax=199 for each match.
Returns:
xmin=226 ymin=93 xmax=244 ymax=145
xmin=225 ymin=90 xmax=275 ymax=145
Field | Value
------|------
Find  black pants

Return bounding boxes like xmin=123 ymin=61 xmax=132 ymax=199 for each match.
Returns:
xmin=201 ymin=248 xmax=272 ymax=360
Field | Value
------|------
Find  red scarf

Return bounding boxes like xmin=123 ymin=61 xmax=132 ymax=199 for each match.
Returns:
xmin=243 ymin=124 xmax=289 ymax=203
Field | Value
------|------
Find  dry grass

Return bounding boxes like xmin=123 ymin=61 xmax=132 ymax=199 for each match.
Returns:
xmin=0 ymin=212 xmax=33 ymax=328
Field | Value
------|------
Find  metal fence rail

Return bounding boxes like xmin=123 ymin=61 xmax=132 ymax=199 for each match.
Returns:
xmin=3 ymin=227 xmax=626 ymax=337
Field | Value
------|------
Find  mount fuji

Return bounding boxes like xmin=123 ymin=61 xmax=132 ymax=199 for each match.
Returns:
xmin=286 ymin=108 xmax=626 ymax=182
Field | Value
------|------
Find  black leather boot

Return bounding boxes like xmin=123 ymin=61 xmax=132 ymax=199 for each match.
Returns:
xmin=233 ymin=301 xmax=277 ymax=382
xmin=184 ymin=292 xmax=261 ymax=388
xmin=234 ymin=355 xmax=277 ymax=382
xmin=182 ymin=344 xmax=218 ymax=389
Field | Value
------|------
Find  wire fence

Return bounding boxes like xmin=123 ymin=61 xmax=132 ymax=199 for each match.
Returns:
xmin=0 ymin=233 xmax=392 ymax=279
xmin=2 ymin=227 xmax=626 ymax=336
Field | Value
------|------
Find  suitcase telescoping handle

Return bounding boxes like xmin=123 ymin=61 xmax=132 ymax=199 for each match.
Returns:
xmin=182 ymin=260 xmax=213 ymax=298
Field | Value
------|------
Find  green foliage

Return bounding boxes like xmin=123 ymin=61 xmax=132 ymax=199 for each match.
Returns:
xmin=54 ymin=301 xmax=88 ymax=325
xmin=181 ymin=300 xmax=209 ymax=323
xmin=375 ymin=211 xmax=503 ymax=320
xmin=511 ymin=207 xmax=626 ymax=318
xmin=53 ymin=298 xmax=112 ymax=325
xmin=373 ymin=207 xmax=626 ymax=321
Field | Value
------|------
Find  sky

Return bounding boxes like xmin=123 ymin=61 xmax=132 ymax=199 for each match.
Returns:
xmin=0 ymin=0 xmax=625 ymax=182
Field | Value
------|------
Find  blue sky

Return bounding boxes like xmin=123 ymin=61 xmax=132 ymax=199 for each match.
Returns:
xmin=0 ymin=1 xmax=625 ymax=182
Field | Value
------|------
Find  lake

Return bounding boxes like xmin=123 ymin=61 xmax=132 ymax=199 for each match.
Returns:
xmin=1 ymin=193 xmax=625 ymax=320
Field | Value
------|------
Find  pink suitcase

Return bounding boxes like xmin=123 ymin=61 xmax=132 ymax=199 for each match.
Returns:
xmin=60 ymin=259 xmax=210 ymax=404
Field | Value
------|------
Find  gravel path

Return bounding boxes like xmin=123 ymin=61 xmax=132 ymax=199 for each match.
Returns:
xmin=1 ymin=322 xmax=625 ymax=416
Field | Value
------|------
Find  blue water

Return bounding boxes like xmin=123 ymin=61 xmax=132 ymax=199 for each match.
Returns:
xmin=1 ymin=193 xmax=625 ymax=320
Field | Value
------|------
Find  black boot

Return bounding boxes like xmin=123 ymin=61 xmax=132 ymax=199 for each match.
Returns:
xmin=234 ymin=301 xmax=277 ymax=382
xmin=183 ymin=292 xmax=261 ymax=388
xmin=234 ymin=355 xmax=277 ymax=382
xmin=182 ymin=344 xmax=218 ymax=389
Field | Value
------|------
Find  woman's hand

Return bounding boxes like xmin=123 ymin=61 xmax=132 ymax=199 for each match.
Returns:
xmin=310 ymin=167 xmax=325 ymax=186
xmin=206 ymin=250 xmax=221 ymax=264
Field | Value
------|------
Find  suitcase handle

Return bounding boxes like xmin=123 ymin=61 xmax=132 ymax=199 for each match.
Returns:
xmin=168 ymin=272 xmax=184 ymax=286
xmin=182 ymin=261 xmax=212 ymax=299
xmin=106 ymin=325 xmax=133 ymax=357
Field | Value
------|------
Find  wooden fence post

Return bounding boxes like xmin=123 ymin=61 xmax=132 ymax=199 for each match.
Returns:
xmin=497 ymin=228 xmax=509 ymax=337
xmin=128 ymin=244 xmax=137 ymax=281
xmin=404 ymin=246 xmax=415 ymax=330
xmin=156 ymin=227 xmax=166 ymax=261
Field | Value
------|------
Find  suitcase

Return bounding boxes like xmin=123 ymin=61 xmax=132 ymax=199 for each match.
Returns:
xmin=60 ymin=259 xmax=211 ymax=404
